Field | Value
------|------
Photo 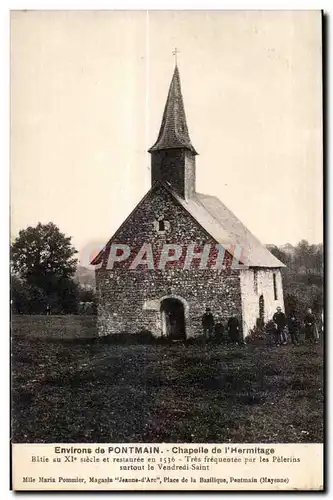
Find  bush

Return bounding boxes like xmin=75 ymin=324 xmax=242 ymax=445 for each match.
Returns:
xmin=246 ymin=323 xmax=270 ymax=345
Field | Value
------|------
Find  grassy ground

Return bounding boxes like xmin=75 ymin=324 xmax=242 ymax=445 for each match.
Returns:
xmin=11 ymin=315 xmax=97 ymax=339
xmin=11 ymin=336 xmax=323 ymax=443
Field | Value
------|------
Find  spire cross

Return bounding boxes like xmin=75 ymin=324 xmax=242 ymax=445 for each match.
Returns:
xmin=172 ymin=47 xmax=180 ymax=66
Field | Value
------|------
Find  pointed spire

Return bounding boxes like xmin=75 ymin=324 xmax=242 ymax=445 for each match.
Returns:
xmin=149 ymin=65 xmax=197 ymax=155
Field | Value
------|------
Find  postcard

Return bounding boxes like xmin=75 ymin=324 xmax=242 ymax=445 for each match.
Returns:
xmin=10 ymin=10 xmax=324 ymax=491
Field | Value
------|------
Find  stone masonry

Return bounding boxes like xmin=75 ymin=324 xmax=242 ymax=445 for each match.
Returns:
xmin=95 ymin=184 xmax=242 ymax=337
xmin=93 ymin=63 xmax=285 ymax=339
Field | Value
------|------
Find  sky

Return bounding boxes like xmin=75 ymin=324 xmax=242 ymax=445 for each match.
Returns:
xmin=10 ymin=10 xmax=323 ymax=266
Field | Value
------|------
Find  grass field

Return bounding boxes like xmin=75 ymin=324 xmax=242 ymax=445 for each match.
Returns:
xmin=11 ymin=334 xmax=324 ymax=443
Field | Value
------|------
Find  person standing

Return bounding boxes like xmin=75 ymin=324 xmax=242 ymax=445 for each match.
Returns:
xmin=202 ymin=307 xmax=215 ymax=341
xmin=266 ymin=319 xmax=278 ymax=346
xmin=227 ymin=316 xmax=242 ymax=344
xmin=287 ymin=310 xmax=299 ymax=345
xmin=273 ymin=306 xmax=287 ymax=345
xmin=304 ymin=308 xmax=318 ymax=343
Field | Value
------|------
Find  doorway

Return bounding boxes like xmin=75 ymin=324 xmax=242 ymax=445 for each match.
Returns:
xmin=160 ymin=298 xmax=186 ymax=340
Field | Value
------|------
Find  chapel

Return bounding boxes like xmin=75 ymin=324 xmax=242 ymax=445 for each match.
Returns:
xmin=92 ymin=63 xmax=285 ymax=339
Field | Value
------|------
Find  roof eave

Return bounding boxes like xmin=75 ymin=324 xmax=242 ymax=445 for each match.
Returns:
xmin=148 ymin=143 xmax=198 ymax=155
xmin=248 ymin=263 xmax=287 ymax=269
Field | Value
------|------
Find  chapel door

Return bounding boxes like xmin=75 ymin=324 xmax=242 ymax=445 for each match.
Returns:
xmin=160 ymin=298 xmax=186 ymax=340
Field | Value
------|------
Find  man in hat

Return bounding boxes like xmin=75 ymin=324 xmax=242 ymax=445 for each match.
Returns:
xmin=273 ymin=306 xmax=287 ymax=345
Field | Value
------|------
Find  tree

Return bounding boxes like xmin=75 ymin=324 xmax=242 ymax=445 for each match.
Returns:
xmin=294 ymin=240 xmax=322 ymax=275
xmin=266 ymin=241 xmax=323 ymax=320
xmin=10 ymin=275 xmax=31 ymax=314
xmin=78 ymin=286 xmax=96 ymax=303
xmin=267 ymin=245 xmax=289 ymax=267
xmin=57 ymin=277 xmax=80 ymax=314
xmin=11 ymin=223 xmax=77 ymax=283
xmin=11 ymin=223 xmax=78 ymax=314
xmin=77 ymin=286 xmax=97 ymax=315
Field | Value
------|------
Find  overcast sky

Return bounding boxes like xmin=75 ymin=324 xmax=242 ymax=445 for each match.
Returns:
xmin=11 ymin=10 xmax=323 ymax=265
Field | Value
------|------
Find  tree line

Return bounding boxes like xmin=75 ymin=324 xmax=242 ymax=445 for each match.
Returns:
xmin=268 ymin=241 xmax=323 ymax=317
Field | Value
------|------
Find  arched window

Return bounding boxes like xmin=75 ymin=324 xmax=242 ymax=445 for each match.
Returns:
xmin=154 ymin=217 xmax=170 ymax=234
xmin=259 ymin=294 xmax=265 ymax=322
xmin=273 ymin=273 xmax=278 ymax=300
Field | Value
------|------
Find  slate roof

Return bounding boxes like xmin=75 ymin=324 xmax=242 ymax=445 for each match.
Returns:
xmin=92 ymin=64 xmax=284 ymax=269
xmin=92 ymin=182 xmax=285 ymax=268
xmin=171 ymin=189 xmax=285 ymax=268
xmin=148 ymin=65 xmax=197 ymax=155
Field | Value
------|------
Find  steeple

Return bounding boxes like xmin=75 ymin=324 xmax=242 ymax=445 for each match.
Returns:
xmin=149 ymin=65 xmax=197 ymax=155
xmin=149 ymin=63 xmax=197 ymax=200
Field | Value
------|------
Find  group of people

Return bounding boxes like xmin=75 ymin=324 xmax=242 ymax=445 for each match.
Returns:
xmin=201 ymin=307 xmax=243 ymax=344
xmin=201 ymin=306 xmax=320 ymax=346
xmin=271 ymin=306 xmax=319 ymax=346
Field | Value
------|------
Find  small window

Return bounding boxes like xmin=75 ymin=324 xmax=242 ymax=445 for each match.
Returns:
xmin=153 ymin=218 xmax=170 ymax=234
xmin=273 ymin=273 xmax=278 ymax=300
